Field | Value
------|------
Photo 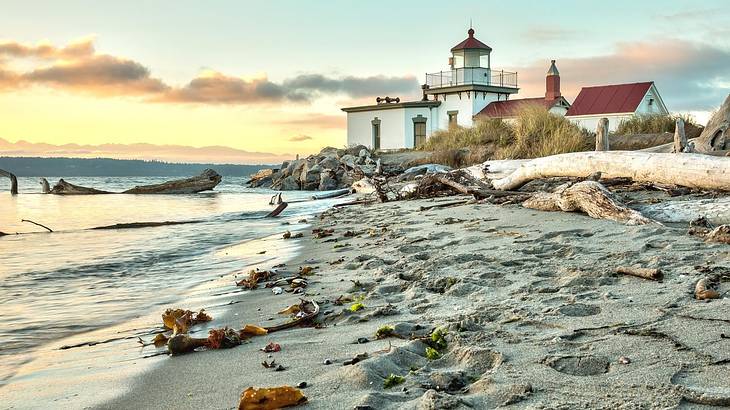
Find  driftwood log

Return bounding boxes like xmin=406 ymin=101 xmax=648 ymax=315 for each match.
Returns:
xmin=671 ymin=118 xmax=689 ymax=153
xmin=522 ymin=181 xmax=652 ymax=225
xmin=48 ymin=169 xmax=222 ymax=195
xmin=123 ymin=169 xmax=221 ymax=194
xmin=1 ymin=169 xmax=18 ymax=195
xmin=595 ymin=118 xmax=609 ymax=151
xmin=492 ymin=151 xmax=730 ymax=191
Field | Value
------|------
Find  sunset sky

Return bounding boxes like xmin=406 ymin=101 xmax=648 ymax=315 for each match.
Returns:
xmin=1 ymin=0 xmax=729 ymax=163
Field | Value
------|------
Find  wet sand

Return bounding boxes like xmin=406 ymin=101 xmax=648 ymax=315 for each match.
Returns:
xmin=105 ymin=197 xmax=729 ymax=409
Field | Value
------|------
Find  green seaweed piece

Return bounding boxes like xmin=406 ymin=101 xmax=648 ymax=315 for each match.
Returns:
xmin=383 ymin=374 xmax=405 ymax=389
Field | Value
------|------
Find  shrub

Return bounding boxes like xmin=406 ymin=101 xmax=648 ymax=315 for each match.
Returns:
xmin=383 ymin=374 xmax=405 ymax=388
xmin=615 ymin=113 xmax=701 ymax=135
xmin=425 ymin=346 xmax=441 ymax=360
xmin=497 ymin=105 xmax=590 ymax=159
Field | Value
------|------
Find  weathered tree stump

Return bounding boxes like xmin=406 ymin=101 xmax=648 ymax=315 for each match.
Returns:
xmin=595 ymin=118 xmax=610 ymax=151
xmin=672 ymin=118 xmax=688 ymax=153
xmin=0 ymin=169 xmax=18 ymax=195
xmin=39 ymin=178 xmax=50 ymax=193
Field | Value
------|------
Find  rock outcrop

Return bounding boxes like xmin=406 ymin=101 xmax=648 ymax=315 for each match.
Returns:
xmin=247 ymin=145 xmax=378 ymax=191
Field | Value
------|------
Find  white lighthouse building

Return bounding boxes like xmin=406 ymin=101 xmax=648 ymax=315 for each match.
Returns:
xmin=341 ymin=28 xmax=519 ymax=150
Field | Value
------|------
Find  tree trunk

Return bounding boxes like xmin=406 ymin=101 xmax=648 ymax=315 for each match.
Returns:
xmin=0 ymin=169 xmax=18 ymax=195
xmin=49 ymin=179 xmax=112 ymax=195
xmin=491 ymin=151 xmax=730 ymax=191
xmin=522 ymin=181 xmax=652 ymax=225
xmin=595 ymin=118 xmax=609 ymax=151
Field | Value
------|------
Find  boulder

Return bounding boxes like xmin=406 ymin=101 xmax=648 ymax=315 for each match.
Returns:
xmin=340 ymin=154 xmax=357 ymax=169
xmin=318 ymin=169 xmax=338 ymax=191
xmin=358 ymin=148 xmax=370 ymax=158
xmin=299 ymin=163 xmax=322 ymax=190
xmin=280 ymin=176 xmax=300 ymax=191
xmin=317 ymin=155 xmax=340 ymax=170
xmin=345 ymin=144 xmax=368 ymax=156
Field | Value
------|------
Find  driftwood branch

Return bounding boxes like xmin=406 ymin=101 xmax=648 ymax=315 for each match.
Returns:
xmin=522 ymin=181 xmax=653 ymax=225
xmin=492 ymin=151 xmax=730 ymax=191
xmin=39 ymin=178 xmax=50 ymax=193
xmin=21 ymin=219 xmax=53 ymax=232
xmin=266 ymin=202 xmax=288 ymax=218
xmin=0 ymin=169 xmax=18 ymax=195
xmin=616 ymin=266 xmax=662 ymax=281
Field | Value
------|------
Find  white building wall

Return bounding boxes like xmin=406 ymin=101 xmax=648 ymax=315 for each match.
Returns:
xmin=346 ymin=108 xmax=405 ymax=150
xmin=636 ymin=85 xmax=669 ymax=116
xmin=567 ymin=113 xmax=633 ymax=133
xmin=549 ymin=105 xmax=569 ymax=116
xmin=435 ymin=92 xmax=500 ymax=130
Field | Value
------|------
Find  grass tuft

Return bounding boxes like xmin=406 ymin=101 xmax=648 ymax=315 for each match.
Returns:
xmin=615 ymin=113 xmax=701 ymax=136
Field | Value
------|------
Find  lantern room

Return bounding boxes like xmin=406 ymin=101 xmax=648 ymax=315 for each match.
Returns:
xmin=450 ymin=28 xmax=492 ymax=69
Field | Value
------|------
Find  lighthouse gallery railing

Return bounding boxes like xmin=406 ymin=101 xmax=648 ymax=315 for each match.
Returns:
xmin=425 ymin=68 xmax=518 ymax=89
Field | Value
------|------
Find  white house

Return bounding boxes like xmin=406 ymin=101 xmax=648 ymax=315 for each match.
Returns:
xmin=342 ymin=28 xmax=519 ymax=150
xmin=565 ymin=82 xmax=669 ymax=132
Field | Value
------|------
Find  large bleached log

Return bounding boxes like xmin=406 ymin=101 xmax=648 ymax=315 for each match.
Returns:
xmin=123 ymin=169 xmax=221 ymax=194
xmin=492 ymin=151 xmax=730 ymax=191
xmin=522 ymin=181 xmax=652 ymax=225
xmin=463 ymin=159 xmax=530 ymax=181
xmin=1 ymin=169 xmax=18 ymax=195
xmin=638 ymin=197 xmax=730 ymax=225
xmin=48 ymin=169 xmax=222 ymax=195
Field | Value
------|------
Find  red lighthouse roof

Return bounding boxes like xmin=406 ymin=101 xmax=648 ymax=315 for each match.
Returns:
xmin=451 ymin=28 xmax=492 ymax=52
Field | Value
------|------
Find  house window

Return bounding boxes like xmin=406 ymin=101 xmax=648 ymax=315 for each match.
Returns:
xmin=447 ymin=110 xmax=458 ymax=128
xmin=371 ymin=118 xmax=381 ymax=150
xmin=648 ymin=98 xmax=654 ymax=106
xmin=412 ymin=115 xmax=427 ymax=147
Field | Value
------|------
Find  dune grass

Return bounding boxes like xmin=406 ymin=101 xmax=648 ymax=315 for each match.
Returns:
xmin=615 ymin=113 xmax=700 ymax=135
xmin=419 ymin=105 xmax=589 ymax=167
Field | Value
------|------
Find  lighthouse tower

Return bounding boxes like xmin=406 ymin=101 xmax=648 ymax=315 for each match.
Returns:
xmin=424 ymin=28 xmax=519 ymax=129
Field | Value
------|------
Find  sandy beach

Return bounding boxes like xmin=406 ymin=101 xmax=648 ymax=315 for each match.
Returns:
xmin=104 ymin=195 xmax=729 ymax=409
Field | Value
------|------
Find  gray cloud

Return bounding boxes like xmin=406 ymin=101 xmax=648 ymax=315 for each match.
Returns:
xmin=25 ymin=55 xmax=168 ymax=95
xmin=522 ymin=27 xmax=576 ymax=42
xmin=283 ymin=74 xmax=419 ymax=98
xmin=289 ymin=134 xmax=313 ymax=142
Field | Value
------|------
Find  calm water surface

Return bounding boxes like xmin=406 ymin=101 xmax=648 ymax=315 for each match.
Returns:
xmin=0 ymin=176 xmax=340 ymax=401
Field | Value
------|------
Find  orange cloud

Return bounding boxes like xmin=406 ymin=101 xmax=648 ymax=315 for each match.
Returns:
xmin=288 ymin=134 xmax=313 ymax=142
xmin=275 ymin=114 xmax=346 ymax=130
xmin=0 ymin=36 xmax=418 ymax=105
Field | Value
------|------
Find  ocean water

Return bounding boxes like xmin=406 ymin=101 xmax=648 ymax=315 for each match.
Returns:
xmin=0 ymin=176 xmax=342 ymax=403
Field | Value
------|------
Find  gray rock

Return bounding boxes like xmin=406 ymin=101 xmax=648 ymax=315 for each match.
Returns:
xmin=345 ymin=144 xmax=367 ymax=156
xmin=358 ymin=148 xmax=370 ymax=158
xmin=279 ymin=176 xmax=300 ymax=190
xmin=340 ymin=154 xmax=357 ymax=169
xmin=300 ymin=163 xmax=322 ymax=190
xmin=317 ymin=155 xmax=340 ymax=170
xmin=359 ymin=164 xmax=376 ymax=176
xmin=318 ymin=170 xmax=338 ymax=191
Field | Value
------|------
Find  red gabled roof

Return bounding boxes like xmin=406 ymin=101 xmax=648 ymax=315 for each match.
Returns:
xmin=477 ymin=97 xmax=561 ymax=118
xmin=451 ymin=28 xmax=492 ymax=52
xmin=566 ymin=82 xmax=653 ymax=116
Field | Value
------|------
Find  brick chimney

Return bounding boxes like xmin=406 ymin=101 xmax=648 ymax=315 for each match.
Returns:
xmin=545 ymin=60 xmax=560 ymax=100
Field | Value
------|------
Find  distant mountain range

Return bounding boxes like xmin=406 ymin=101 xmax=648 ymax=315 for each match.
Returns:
xmin=0 ymin=137 xmax=293 ymax=165
xmin=0 ymin=157 xmax=270 ymax=177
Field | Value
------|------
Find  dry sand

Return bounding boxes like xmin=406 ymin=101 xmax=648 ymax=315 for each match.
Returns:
xmin=104 ymin=196 xmax=729 ymax=409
